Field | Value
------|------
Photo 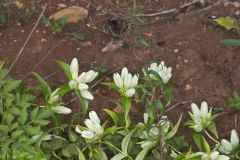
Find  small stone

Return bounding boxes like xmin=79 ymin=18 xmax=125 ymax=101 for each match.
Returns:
xmin=41 ymin=38 xmax=47 ymax=43
xmin=174 ymin=49 xmax=179 ymax=53
xmin=0 ymin=33 xmax=2 ymax=36
xmin=83 ymin=41 xmax=92 ymax=46
xmin=185 ymin=84 xmax=192 ymax=91
xmin=17 ymin=23 xmax=21 ymax=26
xmin=36 ymin=29 xmax=40 ymax=33
xmin=113 ymin=64 xmax=117 ymax=67
xmin=13 ymin=39 xmax=17 ymax=43
xmin=184 ymin=59 xmax=188 ymax=63
xmin=176 ymin=64 xmax=180 ymax=69
xmin=145 ymin=32 xmax=153 ymax=37
xmin=21 ymin=29 xmax=25 ymax=33
xmin=58 ymin=3 xmax=67 ymax=8
xmin=177 ymin=56 xmax=181 ymax=60
xmin=76 ymin=48 xmax=80 ymax=51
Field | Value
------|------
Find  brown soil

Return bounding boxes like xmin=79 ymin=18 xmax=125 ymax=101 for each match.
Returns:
xmin=1 ymin=0 xmax=240 ymax=143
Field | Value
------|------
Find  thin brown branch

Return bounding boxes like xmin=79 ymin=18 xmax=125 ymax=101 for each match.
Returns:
xmin=6 ymin=4 xmax=47 ymax=77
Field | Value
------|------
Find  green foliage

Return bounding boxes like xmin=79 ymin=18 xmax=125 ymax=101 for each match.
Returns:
xmin=0 ymin=67 xmax=51 ymax=159
xmin=215 ymin=17 xmax=240 ymax=31
xmin=221 ymin=39 xmax=240 ymax=46
xmin=41 ymin=16 xmax=68 ymax=33
xmin=229 ymin=91 xmax=240 ymax=110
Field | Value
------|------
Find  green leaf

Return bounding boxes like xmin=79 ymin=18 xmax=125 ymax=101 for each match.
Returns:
xmin=207 ymin=123 xmax=218 ymax=138
xmin=24 ymin=126 xmax=41 ymax=136
xmin=37 ymin=108 xmax=52 ymax=119
xmin=203 ymin=136 xmax=210 ymax=154
xmin=120 ymin=96 xmax=131 ymax=127
xmin=33 ymin=72 xmax=51 ymax=102
xmin=221 ymin=39 xmax=240 ymax=46
xmin=103 ymin=108 xmax=119 ymax=125
xmin=4 ymin=80 xmax=21 ymax=92
xmin=111 ymin=153 xmax=126 ymax=160
xmin=72 ymin=32 xmax=85 ymax=41
xmin=136 ymin=38 xmax=152 ymax=48
xmin=56 ymin=83 xmax=71 ymax=95
xmin=215 ymin=17 xmax=240 ymax=31
xmin=0 ymin=125 xmax=8 ymax=132
xmin=135 ymin=147 xmax=151 ymax=160
xmin=30 ymin=107 xmax=39 ymax=120
xmin=18 ymin=108 xmax=28 ymax=125
xmin=55 ymin=60 xmax=71 ymax=80
xmin=165 ymin=114 xmax=182 ymax=140
xmin=0 ymin=68 xmax=8 ymax=81
xmin=121 ymin=129 xmax=135 ymax=154
xmin=33 ymin=119 xmax=49 ymax=126
xmin=102 ymin=82 xmax=119 ymax=91
xmin=193 ymin=131 xmax=204 ymax=151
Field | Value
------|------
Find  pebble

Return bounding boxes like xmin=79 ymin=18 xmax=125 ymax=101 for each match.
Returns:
xmin=41 ymin=38 xmax=47 ymax=43
xmin=13 ymin=40 xmax=17 ymax=43
xmin=17 ymin=23 xmax=21 ymax=26
xmin=76 ymin=48 xmax=80 ymax=51
xmin=21 ymin=29 xmax=25 ymax=33
xmin=83 ymin=41 xmax=92 ymax=46
xmin=184 ymin=59 xmax=188 ymax=63
xmin=36 ymin=29 xmax=40 ymax=33
xmin=174 ymin=49 xmax=180 ymax=53
xmin=58 ymin=3 xmax=67 ymax=8
xmin=0 ymin=33 xmax=2 ymax=36
xmin=176 ymin=64 xmax=180 ymax=69
xmin=185 ymin=84 xmax=192 ymax=91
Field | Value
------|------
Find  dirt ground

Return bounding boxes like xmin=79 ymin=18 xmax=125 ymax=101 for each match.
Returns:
xmin=1 ymin=0 xmax=240 ymax=142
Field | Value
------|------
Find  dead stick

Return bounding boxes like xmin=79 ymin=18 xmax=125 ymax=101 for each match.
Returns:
xmin=6 ymin=4 xmax=47 ymax=77
xmin=135 ymin=0 xmax=199 ymax=17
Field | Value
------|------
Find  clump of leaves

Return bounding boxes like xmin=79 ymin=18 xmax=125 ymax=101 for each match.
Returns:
xmin=41 ymin=16 xmax=68 ymax=33
xmin=229 ymin=91 xmax=240 ymax=110
xmin=215 ymin=17 xmax=240 ymax=46
xmin=0 ymin=2 xmax=37 ymax=27
xmin=0 ymin=66 xmax=51 ymax=159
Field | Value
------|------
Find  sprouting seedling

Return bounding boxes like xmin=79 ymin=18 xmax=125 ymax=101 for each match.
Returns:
xmin=41 ymin=15 xmax=68 ymax=33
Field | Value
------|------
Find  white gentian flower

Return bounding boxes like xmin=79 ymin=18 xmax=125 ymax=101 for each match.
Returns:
xmin=219 ymin=129 xmax=239 ymax=154
xmin=40 ymin=89 xmax=71 ymax=114
xmin=69 ymin=58 xmax=98 ymax=100
xmin=147 ymin=62 xmax=172 ymax=83
xmin=113 ymin=67 xmax=138 ymax=97
xmin=75 ymin=111 xmax=104 ymax=140
xmin=201 ymin=151 xmax=230 ymax=160
xmin=188 ymin=101 xmax=212 ymax=132
xmin=138 ymin=113 xmax=170 ymax=148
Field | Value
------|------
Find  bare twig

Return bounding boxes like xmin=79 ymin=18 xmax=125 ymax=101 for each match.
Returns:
xmin=28 ymin=71 xmax=59 ymax=85
xmin=6 ymin=4 xmax=47 ymax=77
xmin=165 ymin=101 xmax=188 ymax=113
xmin=135 ymin=0 xmax=200 ymax=17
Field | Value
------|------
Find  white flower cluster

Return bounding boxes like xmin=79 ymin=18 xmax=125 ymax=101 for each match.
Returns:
xmin=219 ymin=129 xmax=239 ymax=155
xmin=113 ymin=67 xmax=138 ymax=97
xmin=40 ymin=88 xmax=71 ymax=114
xmin=69 ymin=58 xmax=98 ymax=100
xmin=138 ymin=113 xmax=170 ymax=149
xmin=75 ymin=111 xmax=104 ymax=140
xmin=189 ymin=101 xmax=212 ymax=132
xmin=147 ymin=62 xmax=172 ymax=83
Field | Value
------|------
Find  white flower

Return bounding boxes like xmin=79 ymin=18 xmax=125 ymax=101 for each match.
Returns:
xmin=147 ymin=62 xmax=172 ymax=83
xmin=113 ymin=67 xmax=138 ymax=97
xmin=41 ymin=89 xmax=71 ymax=114
xmin=201 ymin=151 xmax=230 ymax=160
xmin=75 ymin=111 xmax=104 ymax=140
xmin=188 ymin=101 xmax=212 ymax=132
xmin=138 ymin=113 xmax=170 ymax=149
xmin=69 ymin=58 xmax=98 ymax=100
xmin=219 ymin=129 xmax=239 ymax=154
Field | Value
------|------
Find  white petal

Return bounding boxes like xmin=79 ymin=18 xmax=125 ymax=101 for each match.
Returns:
xmin=69 ymin=80 xmax=78 ymax=89
xmin=84 ymin=119 xmax=103 ymax=134
xmin=143 ymin=113 xmax=148 ymax=124
xmin=200 ymin=101 xmax=208 ymax=117
xmin=149 ymin=63 xmax=158 ymax=71
xmin=80 ymin=90 xmax=94 ymax=100
xmin=210 ymin=151 xmax=219 ymax=160
xmin=126 ymin=88 xmax=135 ymax=97
xmin=78 ymin=83 xmax=89 ymax=90
xmin=131 ymin=75 xmax=138 ymax=88
xmin=85 ymin=119 xmax=95 ymax=130
xmin=230 ymin=129 xmax=239 ymax=148
xmin=52 ymin=106 xmax=72 ymax=114
xmin=77 ymin=72 xmax=86 ymax=83
xmin=121 ymin=67 xmax=128 ymax=79
xmin=113 ymin=73 xmax=123 ymax=88
xmin=219 ymin=139 xmax=233 ymax=154
xmin=191 ymin=103 xmax=200 ymax=117
xmin=70 ymin=58 xmax=79 ymax=79
xmin=82 ymin=70 xmax=98 ymax=83
xmin=218 ymin=155 xmax=230 ymax=160
xmin=89 ymin=111 xmax=101 ymax=124
xmin=75 ymin=126 xmax=82 ymax=134
xmin=80 ymin=130 xmax=95 ymax=139
xmin=124 ymin=74 xmax=132 ymax=88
